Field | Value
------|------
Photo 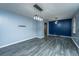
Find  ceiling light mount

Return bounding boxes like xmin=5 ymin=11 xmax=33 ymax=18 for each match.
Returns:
xmin=33 ymin=4 xmax=43 ymax=11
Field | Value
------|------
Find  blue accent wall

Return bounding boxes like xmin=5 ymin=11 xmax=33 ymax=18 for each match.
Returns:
xmin=49 ymin=19 xmax=72 ymax=36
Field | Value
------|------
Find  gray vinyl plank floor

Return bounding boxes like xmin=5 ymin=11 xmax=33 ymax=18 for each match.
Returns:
xmin=0 ymin=36 xmax=79 ymax=56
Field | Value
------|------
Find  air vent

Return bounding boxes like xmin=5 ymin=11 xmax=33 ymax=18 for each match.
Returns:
xmin=33 ymin=4 xmax=43 ymax=11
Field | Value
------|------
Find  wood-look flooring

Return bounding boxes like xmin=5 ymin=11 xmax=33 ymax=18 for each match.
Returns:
xmin=0 ymin=36 xmax=79 ymax=56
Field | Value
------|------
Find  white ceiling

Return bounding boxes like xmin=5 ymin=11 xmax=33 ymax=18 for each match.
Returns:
xmin=0 ymin=3 xmax=79 ymax=21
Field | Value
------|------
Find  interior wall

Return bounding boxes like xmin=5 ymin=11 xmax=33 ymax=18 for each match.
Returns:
xmin=48 ymin=19 xmax=72 ymax=36
xmin=36 ymin=21 xmax=44 ymax=38
xmin=0 ymin=10 xmax=44 ymax=48
xmin=71 ymin=10 xmax=79 ymax=48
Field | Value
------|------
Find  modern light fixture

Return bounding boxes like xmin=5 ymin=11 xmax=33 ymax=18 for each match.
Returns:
xmin=33 ymin=4 xmax=43 ymax=11
xmin=55 ymin=21 xmax=58 ymax=24
xmin=33 ymin=15 xmax=43 ymax=21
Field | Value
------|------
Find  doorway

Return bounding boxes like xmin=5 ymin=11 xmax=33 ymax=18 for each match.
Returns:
xmin=44 ymin=22 xmax=48 ymax=40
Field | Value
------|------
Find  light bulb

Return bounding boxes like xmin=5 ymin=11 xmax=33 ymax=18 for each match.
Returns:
xmin=33 ymin=16 xmax=36 ymax=20
xmin=33 ymin=15 xmax=43 ymax=21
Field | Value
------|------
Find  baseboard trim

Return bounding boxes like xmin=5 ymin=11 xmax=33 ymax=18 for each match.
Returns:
xmin=36 ymin=36 xmax=44 ymax=39
xmin=0 ymin=36 xmax=38 ymax=49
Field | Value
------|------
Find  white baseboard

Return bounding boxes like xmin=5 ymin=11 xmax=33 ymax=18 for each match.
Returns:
xmin=0 ymin=35 xmax=44 ymax=49
xmin=0 ymin=36 xmax=37 ymax=49
xmin=36 ymin=36 xmax=44 ymax=39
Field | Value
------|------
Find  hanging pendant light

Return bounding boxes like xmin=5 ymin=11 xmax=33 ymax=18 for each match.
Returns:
xmin=33 ymin=15 xmax=43 ymax=21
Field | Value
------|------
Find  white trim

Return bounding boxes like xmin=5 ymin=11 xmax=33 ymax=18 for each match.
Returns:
xmin=36 ymin=36 xmax=44 ymax=39
xmin=38 ymin=37 xmax=44 ymax=39
xmin=72 ymin=17 xmax=76 ymax=34
xmin=72 ymin=38 xmax=79 ymax=48
xmin=0 ymin=36 xmax=37 ymax=49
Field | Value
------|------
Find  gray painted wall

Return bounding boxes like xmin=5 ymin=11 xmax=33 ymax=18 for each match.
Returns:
xmin=36 ymin=21 xmax=44 ymax=38
xmin=72 ymin=11 xmax=79 ymax=48
xmin=0 ymin=10 xmax=44 ymax=47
